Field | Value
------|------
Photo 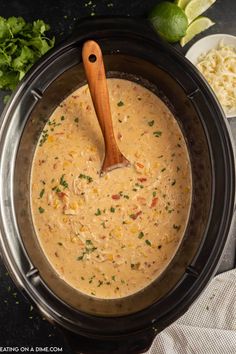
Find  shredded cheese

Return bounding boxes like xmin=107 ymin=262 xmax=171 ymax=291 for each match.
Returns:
xmin=197 ymin=41 xmax=236 ymax=115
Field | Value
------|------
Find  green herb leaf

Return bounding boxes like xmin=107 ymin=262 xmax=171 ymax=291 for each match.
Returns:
xmin=38 ymin=206 xmax=45 ymax=214
xmin=171 ymin=179 xmax=176 ymax=186
xmin=173 ymin=224 xmax=181 ymax=231
xmin=79 ymin=173 xmax=93 ymax=183
xmin=153 ymin=131 xmax=162 ymax=137
xmin=145 ymin=239 xmax=152 ymax=246
xmin=148 ymin=120 xmax=154 ymax=126
xmin=95 ymin=208 xmax=101 ymax=216
xmin=39 ymin=188 xmax=45 ymax=198
xmin=60 ymin=174 xmax=68 ymax=189
xmin=86 ymin=239 xmax=93 ymax=245
xmin=110 ymin=206 xmax=115 ymax=213
xmin=39 ymin=130 xmax=48 ymax=146
xmin=138 ymin=231 xmax=144 ymax=239
xmin=0 ymin=17 xmax=54 ymax=91
xmin=117 ymin=100 xmax=124 ymax=107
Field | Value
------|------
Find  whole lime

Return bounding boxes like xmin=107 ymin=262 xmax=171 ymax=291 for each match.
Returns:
xmin=149 ymin=1 xmax=188 ymax=43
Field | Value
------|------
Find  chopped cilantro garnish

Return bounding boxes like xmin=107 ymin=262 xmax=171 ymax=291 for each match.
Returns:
xmin=171 ymin=179 xmax=176 ymax=186
xmin=74 ymin=117 xmax=79 ymax=123
xmin=77 ymin=255 xmax=84 ymax=261
xmin=60 ymin=115 xmax=65 ymax=121
xmin=110 ymin=207 xmax=115 ymax=213
xmin=153 ymin=131 xmax=162 ymax=137
xmin=52 ymin=186 xmax=61 ymax=193
xmin=38 ymin=207 xmax=45 ymax=214
xmin=39 ymin=188 xmax=45 ymax=198
xmin=77 ymin=240 xmax=97 ymax=261
xmin=117 ymin=100 xmax=124 ymax=107
xmin=60 ymin=174 xmax=68 ymax=189
xmin=39 ymin=130 xmax=48 ymax=146
xmin=95 ymin=208 xmax=101 ymax=216
xmin=48 ymin=119 xmax=61 ymax=128
xmin=79 ymin=173 xmax=93 ymax=183
xmin=173 ymin=224 xmax=181 ymax=231
xmin=145 ymin=239 xmax=152 ymax=246
xmin=135 ymin=183 xmax=144 ymax=189
xmin=152 ymin=191 xmax=157 ymax=197
xmin=138 ymin=231 xmax=144 ymax=239
xmin=131 ymin=262 xmax=140 ymax=270
xmin=148 ymin=120 xmax=154 ymax=126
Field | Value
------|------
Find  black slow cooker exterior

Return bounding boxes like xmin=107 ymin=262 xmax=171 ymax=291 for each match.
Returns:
xmin=0 ymin=18 xmax=235 ymax=354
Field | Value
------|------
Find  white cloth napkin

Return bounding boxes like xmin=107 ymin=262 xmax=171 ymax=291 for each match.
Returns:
xmin=147 ymin=269 xmax=236 ymax=354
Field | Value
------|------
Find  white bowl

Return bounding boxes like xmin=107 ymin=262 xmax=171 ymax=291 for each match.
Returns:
xmin=185 ymin=34 xmax=236 ymax=118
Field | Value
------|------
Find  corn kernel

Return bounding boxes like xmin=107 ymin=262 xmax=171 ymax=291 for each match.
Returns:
xmin=110 ymin=227 xmax=122 ymax=238
xmin=130 ymin=226 xmax=138 ymax=234
xmin=69 ymin=202 xmax=78 ymax=210
xmin=80 ymin=225 xmax=88 ymax=232
xmin=47 ymin=136 xmax=54 ymax=143
xmin=64 ymin=161 xmax=71 ymax=167
xmin=53 ymin=199 xmax=60 ymax=209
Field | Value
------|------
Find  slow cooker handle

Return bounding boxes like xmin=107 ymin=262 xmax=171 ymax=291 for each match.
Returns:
xmin=61 ymin=327 xmax=155 ymax=354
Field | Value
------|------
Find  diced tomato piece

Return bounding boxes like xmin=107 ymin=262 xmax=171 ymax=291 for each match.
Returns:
xmin=138 ymin=177 xmax=147 ymax=182
xmin=112 ymin=194 xmax=120 ymax=200
xmin=150 ymin=197 xmax=158 ymax=208
xmin=130 ymin=211 xmax=142 ymax=220
xmin=136 ymin=162 xmax=144 ymax=168
xmin=57 ymin=192 xmax=67 ymax=199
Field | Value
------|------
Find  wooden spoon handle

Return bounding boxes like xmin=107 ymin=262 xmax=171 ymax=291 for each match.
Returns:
xmin=82 ymin=40 xmax=116 ymax=149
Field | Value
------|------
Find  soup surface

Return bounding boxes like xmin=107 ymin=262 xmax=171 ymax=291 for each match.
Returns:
xmin=31 ymin=79 xmax=191 ymax=299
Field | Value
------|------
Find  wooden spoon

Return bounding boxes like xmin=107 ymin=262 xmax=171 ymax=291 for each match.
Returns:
xmin=82 ymin=40 xmax=130 ymax=175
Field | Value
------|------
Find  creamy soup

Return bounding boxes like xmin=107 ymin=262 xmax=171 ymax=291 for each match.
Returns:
xmin=31 ymin=78 xmax=191 ymax=299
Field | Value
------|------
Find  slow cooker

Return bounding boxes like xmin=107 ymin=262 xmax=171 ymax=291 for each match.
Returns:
xmin=0 ymin=17 xmax=235 ymax=354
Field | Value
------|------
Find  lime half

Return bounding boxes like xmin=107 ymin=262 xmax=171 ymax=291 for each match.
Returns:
xmin=180 ymin=17 xmax=215 ymax=46
xmin=149 ymin=2 xmax=188 ymax=43
xmin=185 ymin=0 xmax=216 ymax=24
xmin=176 ymin=0 xmax=191 ymax=10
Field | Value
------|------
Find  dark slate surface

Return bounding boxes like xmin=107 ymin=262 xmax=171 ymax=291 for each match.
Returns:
xmin=0 ymin=0 xmax=235 ymax=352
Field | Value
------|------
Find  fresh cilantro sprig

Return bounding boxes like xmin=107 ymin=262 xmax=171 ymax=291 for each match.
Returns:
xmin=0 ymin=17 xmax=55 ymax=91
